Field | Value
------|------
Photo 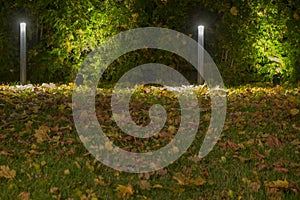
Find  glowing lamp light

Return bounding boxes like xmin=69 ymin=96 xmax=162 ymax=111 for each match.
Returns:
xmin=20 ymin=22 xmax=26 ymax=32
xmin=20 ymin=22 xmax=26 ymax=84
xmin=198 ymin=25 xmax=204 ymax=85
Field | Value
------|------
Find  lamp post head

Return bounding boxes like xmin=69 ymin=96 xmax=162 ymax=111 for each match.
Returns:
xmin=20 ymin=22 xmax=26 ymax=32
xmin=198 ymin=25 xmax=204 ymax=35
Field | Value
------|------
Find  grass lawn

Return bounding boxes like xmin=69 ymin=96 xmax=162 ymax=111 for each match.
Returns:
xmin=0 ymin=83 xmax=299 ymax=200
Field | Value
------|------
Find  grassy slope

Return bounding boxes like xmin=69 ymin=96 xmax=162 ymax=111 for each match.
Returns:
xmin=0 ymin=84 xmax=299 ymax=200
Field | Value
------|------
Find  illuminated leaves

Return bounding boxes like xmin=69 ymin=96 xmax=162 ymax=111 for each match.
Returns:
xmin=230 ymin=6 xmax=238 ymax=16
xmin=131 ymin=13 xmax=139 ymax=21
xmin=293 ymin=12 xmax=299 ymax=20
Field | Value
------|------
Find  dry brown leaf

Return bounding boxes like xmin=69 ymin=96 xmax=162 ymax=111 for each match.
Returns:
xmin=25 ymin=121 xmax=33 ymax=131
xmin=18 ymin=192 xmax=30 ymax=200
xmin=189 ymin=177 xmax=206 ymax=186
xmin=51 ymin=124 xmax=59 ymax=132
xmin=274 ymin=167 xmax=289 ymax=173
xmin=265 ymin=135 xmax=282 ymax=148
xmin=273 ymin=159 xmax=284 ymax=168
xmin=138 ymin=172 xmax=151 ymax=180
xmin=94 ymin=176 xmax=107 ymax=187
xmin=233 ymin=155 xmax=251 ymax=163
xmin=139 ymin=180 xmax=151 ymax=190
xmin=256 ymin=163 xmax=269 ymax=171
xmin=249 ymin=181 xmax=261 ymax=193
xmin=265 ymin=187 xmax=280 ymax=197
xmin=219 ymin=141 xmax=244 ymax=151
xmin=290 ymin=162 xmax=300 ymax=167
xmin=0 ymin=165 xmax=16 ymax=179
xmin=173 ymin=173 xmax=206 ymax=186
xmin=156 ymin=168 xmax=167 ymax=176
xmin=50 ymin=187 xmax=59 ymax=194
xmin=289 ymin=182 xmax=299 ymax=194
xmin=294 ymin=12 xmax=300 ymax=20
xmin=290 ymin=139 xmax=300 ymax=146
xmin=187 ymin=155 xmax=200 ymax=163
xmin=227 ymin=141 xmax=244 ymax=151
xmin=255 ymin=153 xmax=265 ymax=159
xmin=34 ymin=125 xmax=50 ymax=143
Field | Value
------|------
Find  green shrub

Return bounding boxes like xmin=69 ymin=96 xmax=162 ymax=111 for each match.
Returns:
xmin=0 ymin=0 xmax=299 ymax=85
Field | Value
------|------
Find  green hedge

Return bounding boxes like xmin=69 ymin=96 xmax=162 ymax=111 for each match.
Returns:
xmin=0 ymin=0 xmax=299 ymax=85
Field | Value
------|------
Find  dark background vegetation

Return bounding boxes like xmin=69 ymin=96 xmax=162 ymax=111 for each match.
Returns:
xmin=0 ymin=0 xmax=299 ymax=86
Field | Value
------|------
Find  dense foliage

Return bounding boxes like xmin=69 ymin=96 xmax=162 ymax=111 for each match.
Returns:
xmin=0 ymin=0 xmax=299 ymax=85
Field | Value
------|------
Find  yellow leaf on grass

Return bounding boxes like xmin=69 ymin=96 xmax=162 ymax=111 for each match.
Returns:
xmin=203 ymin=113 xmax=211 ymax=122
xmin=32 ymin=163 xmax=41 ymax=174
xmin=94 ymin=176 xmax=107 ymax=186
xmin=152 ymin=184 xmax=163 ymax=188
xmin=228 ymin=189 xmax=234 ymax=198
xmin=242 ymin=177 xmax=251 ymax=185
xmin=168 ymin=125 xmax=177 ymax=133
xmin=249 ymin=181 xmax=261 ymax=192
xmin=50 ymin=187 xmax=59 ymax=194
xmin=221 ymin=156 xmax=227 ymax=163
xmin=32 ymin=106 xmax=40 ymax=113
xmin=173 ymin=173 xmax=186 ymax=185
xmin=25 ymin=121 xmax=33 ymax=131
xmin=64 ymin=169 xmax=70 ymax=175
xmin=85 ymin=160 xmax=94 ymax=172
xmin=131 ymin=13 xmax=139 ymax=21
xmin=169 ymin=187 xmax=185 ymax=193
xmin=34 ymin=125 xmax=50 ymax=143
xmin=0 ymin=165 xmax=16 ymax=179
xmin=41 ymin=160 xmax=47 ymax=166
xmin=189 ymin=177 xmax=206 ymax=186
xmin=264 ymin=179 xmax=289 ymax=189
xmin=116 ymin=184 xmax=134 ymax=199
xmin=290 ymin=108 xmax=299 ymax=116
xmin=173 ymin=173 xmax=206 ymax=186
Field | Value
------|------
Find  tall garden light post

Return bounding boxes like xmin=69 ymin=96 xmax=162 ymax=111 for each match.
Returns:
xmin=198 ymin=25 xmax=204 ymax=85
xmin=20 ymin=22 xmax=26 ymax=84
